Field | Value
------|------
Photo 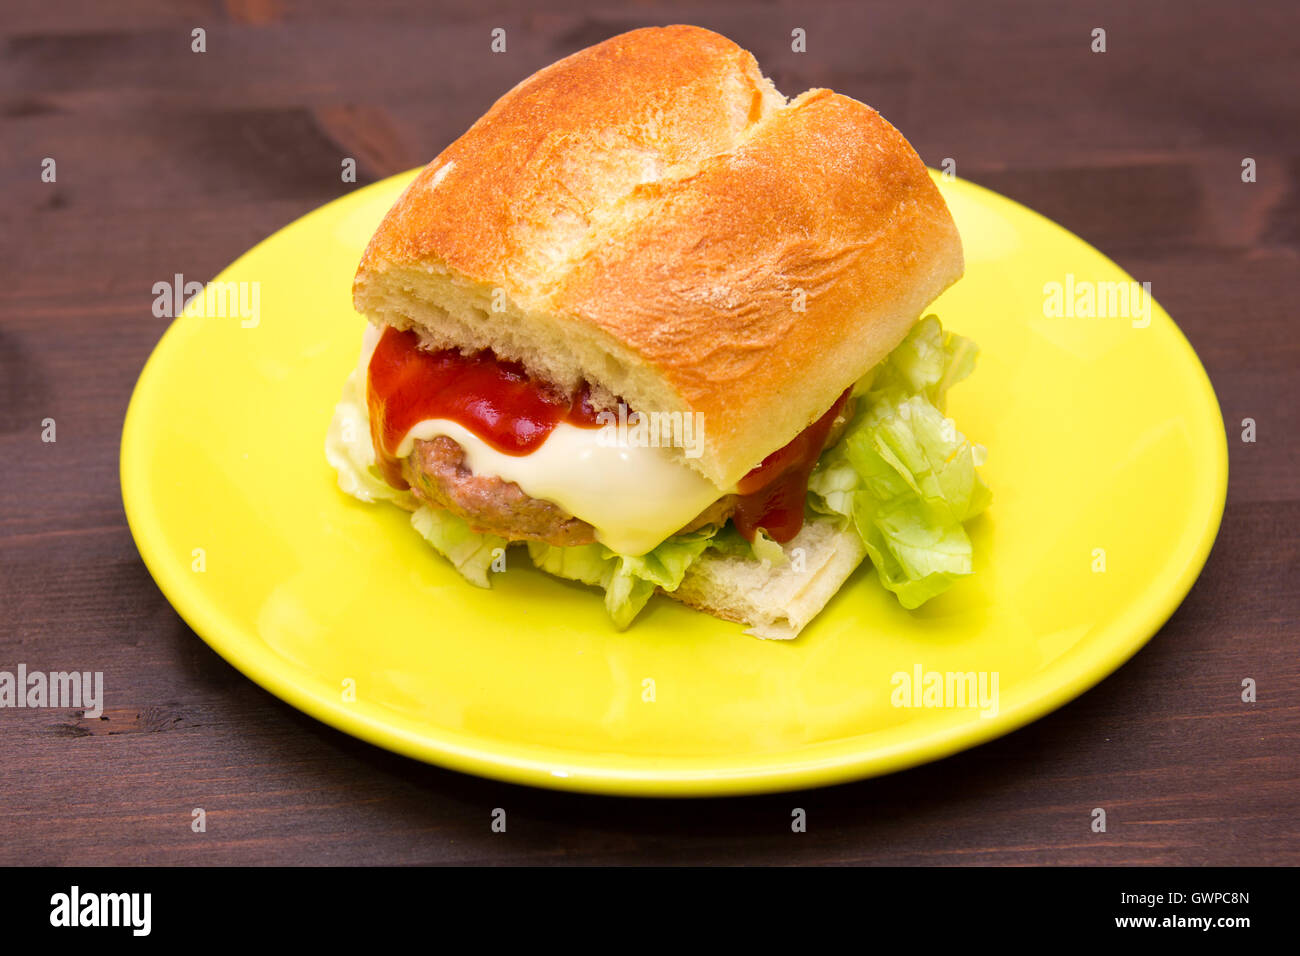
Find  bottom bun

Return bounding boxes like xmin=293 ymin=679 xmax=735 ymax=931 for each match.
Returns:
xmin=667 ymin=519 xmax=866 ymax=640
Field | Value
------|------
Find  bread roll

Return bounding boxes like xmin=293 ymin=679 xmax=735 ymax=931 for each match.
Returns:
xmin=352 ymin=24 xmax=962 ymax=489
xmin=669 ymin=519 xmax=867 ymax=639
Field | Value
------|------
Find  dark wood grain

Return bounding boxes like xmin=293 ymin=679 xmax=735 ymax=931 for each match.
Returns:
xmin=1 ymin=0 xmax=1296 ymax=866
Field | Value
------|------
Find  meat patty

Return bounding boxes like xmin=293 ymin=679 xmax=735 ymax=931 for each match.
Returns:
xmin=400 ymin=396 xmax=854 ymax=547
xmin=403 ymin=437 xmax=599 ymax=545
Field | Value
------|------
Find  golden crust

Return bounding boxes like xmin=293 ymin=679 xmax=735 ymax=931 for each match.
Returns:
xmin=354 ymin=25 xmax=962 ymax=487
xmin=355 ymin=25 xmax=776 ymax=298
xmin=554 ymin=88 xmax=962 ymax=481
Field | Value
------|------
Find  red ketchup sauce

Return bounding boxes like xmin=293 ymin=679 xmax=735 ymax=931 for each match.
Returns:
xmin=366 ymin=325 xmax=600 ymax=489
xmin=732 ymin=388 xmax=852 ymax=544
xmin=366 ymin=324 xmax=848 ymax=543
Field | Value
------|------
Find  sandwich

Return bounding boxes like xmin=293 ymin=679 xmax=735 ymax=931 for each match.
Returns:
xmin=326 ymin=25 xmax=989 ymax=638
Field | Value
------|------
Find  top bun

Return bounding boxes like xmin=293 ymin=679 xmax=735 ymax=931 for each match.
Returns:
xmin=353 ymin=25 xmax=963 ymax=488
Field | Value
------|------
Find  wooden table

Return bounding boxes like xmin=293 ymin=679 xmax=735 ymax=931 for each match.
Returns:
xmin=2 ymin=0 xmax=1295 ymax=865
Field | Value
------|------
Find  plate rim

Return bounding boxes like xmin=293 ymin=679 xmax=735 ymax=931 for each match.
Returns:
xmin=119 ymin=170 xmax=1229 ymax=797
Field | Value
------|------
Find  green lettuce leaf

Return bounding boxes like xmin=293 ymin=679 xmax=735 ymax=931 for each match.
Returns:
xmin=701 ymin=524 xmax=756 ymax=558
xmin=869 ymin=313 xmax=979 ymax=408
xmin=527 ymin=529 xmax=716 ymax=629
xmin=809 ymin=315 xmax=989 ymax=609
xmin=410 ymin=505 xmax=508 ymax=589
xmin=325 ymin=368 xmax=412 ymax=507
xmin=749 ymin=528 xmax=788 ymax=566
xmin=525 ymin=540 xmax=608 ymax=587
xmin=407 ymin=507 xmax=765 ymax=631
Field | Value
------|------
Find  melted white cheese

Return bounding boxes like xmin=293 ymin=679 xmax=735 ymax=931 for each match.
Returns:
xmin=354 ymin=324 xmax=728 ymax=556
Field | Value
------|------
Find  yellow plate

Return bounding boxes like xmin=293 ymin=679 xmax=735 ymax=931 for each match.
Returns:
xmin=121 ymin=171 xmax=1227 ymax=796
